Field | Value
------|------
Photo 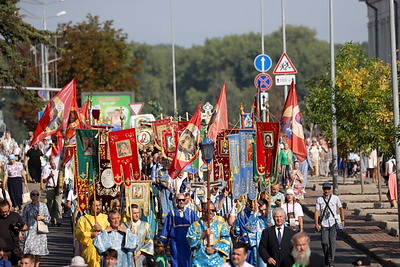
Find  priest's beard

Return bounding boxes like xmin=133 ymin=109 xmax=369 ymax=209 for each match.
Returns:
xmin=292 ymin=248 xmax=311 ymax=266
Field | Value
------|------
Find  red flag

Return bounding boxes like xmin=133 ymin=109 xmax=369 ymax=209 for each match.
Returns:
xmin=169 ymin=104 xmax=202 ymax=179
xmin=280 ymin=80 xmax=307 ymax=162
xmin=79 ymin=100 xmax=89 ymax=128
xmin=207 ymin=83 xmax=229 ymax=141
xmin=51 ymin=131 xmax=64 ymax=156
xmin=31 ymin=79 xmax=76 ymax=146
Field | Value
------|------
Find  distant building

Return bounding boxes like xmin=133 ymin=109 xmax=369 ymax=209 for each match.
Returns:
xmin=360 ymin=0 xmax=399 ymax=63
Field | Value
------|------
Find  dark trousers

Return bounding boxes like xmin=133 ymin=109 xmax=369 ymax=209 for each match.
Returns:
xmin=46 ymin=188 xmax=62 ymax=224
xmin=321 ymin=225 xmax=337 ymax=265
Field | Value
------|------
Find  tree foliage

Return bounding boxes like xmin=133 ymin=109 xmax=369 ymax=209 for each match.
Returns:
xmin=306 ymin=42 xmax=394 ymax=156
xmin=132 ymin=25 xmax=332 ymax=123
xmin=57 ymin=15 xmax=141 ymax=100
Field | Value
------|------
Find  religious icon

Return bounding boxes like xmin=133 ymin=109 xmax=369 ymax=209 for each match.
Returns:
xmin=166 ymin=134 xmax=175 ymax=152
xmin=220 ymin=139 xmax=229 ymax=154
xmin=45 ymin=97 xmax=64 ymax=133
xmin=82 ymin=138 xmax=95 ymax=156
xmin=263 ymin=132 xmax=274 ymax=149
xmin=246 ymin=139 xmax=253 ymax=161
xmin=116 ymin=140 xmax=132 ymax=158
xmin=177 ymin=128 xmax=197 ymax=162
xmin=132 ymin=185 xmax=143 ymax=199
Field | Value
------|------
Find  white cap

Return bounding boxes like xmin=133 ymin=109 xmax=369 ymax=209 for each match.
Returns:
xmin=69 ymin=256 xmax=88 ymax=267
xmin=285 ymin=189 xmax=294 ymax=195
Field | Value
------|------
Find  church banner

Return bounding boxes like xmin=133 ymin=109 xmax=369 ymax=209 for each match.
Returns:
xmin=152 ymin=118 xmax=172 ymax=150
xmin=76 ymin=129 xmax=99 ymax=187
xmin=255 ymin=122 xmax=280 ymax=189
xmin=213 ymin=129 xmax=238 ymax=182
xmin=239 ymin=129 xmax=257 ymax=200
xmin=109 ymin=128 xmax=141 ymax=187
xmin=228 ymin=134 xmax=240 ymax=199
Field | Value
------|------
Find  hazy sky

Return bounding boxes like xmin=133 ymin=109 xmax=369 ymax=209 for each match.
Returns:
xmin=19 ymin=0 xmax=368 ymax=48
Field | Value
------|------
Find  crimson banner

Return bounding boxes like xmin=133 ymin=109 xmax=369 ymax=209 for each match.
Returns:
xmin=109 ymin=128 xmax=141 ymax=187
xmin=213 ymin=129 xmax=238 ymax=182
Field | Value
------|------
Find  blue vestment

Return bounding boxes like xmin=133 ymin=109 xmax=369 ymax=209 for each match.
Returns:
xmin=246 ymin=212 xmax=270 ymax=267
xmin=234 ymin=207 xmax=254 ymax=265
xmin=160 ymin=208 xmax=198 ymax=267
xmin=186 ymin=215 xmax=231 ymax=267
xmin=93 ymin=228 xmax=137 ymax=267
xmin=158 ymin=169 xmax=173 ymax=222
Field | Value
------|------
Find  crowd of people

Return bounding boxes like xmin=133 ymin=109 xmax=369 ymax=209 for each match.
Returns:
xmin=0 ymin=130 xmax=387 ymax=267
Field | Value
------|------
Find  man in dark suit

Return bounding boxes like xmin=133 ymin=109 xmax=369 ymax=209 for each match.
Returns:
xmin=288 ymin=232 xmax=325 ymax=267
xmin=259 ymin=207 xmax=295 ymax=267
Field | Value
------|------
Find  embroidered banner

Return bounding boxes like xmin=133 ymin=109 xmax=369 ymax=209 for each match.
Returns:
xmin=255 ymin=122 xmax=280 ymax=190
xmin=239 ymin=129 xmax=257 ymax=200
xmin=213 ymin=129 xmax=238 ymax=182
xmin=76 ymin=129 xmax=99 ymax=187
xmin=109 ymin=128 xmax=141 ymax=187
xmin=228 ymin=134 xmax=240 ymax=199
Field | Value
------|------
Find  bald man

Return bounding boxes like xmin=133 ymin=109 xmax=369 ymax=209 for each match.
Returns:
xmin=160 ymin=193 xmax=198 ymax=267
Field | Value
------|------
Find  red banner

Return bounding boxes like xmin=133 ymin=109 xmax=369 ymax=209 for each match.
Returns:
xmin=213 ymin=129 xmax=238 ymax=181
xmin=152 ymin=118 xmax=172 ymax=149
xmin=255 ymin=122 xmax=280 ymax=179
xmin=109 ymin=129 xmax=141 ymax=187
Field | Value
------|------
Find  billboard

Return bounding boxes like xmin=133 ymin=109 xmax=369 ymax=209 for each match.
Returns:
xmin=82 ymin=92 xmax=135 ymax=129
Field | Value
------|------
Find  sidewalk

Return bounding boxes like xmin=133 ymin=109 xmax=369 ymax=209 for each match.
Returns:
xmin=301 ymin=178 xmax=400 ymax=267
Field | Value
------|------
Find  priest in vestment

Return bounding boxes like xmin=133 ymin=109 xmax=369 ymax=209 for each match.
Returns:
xmin=160 ymin=193 xmax=198 ymax=267
xmin=234 ymin=200 xmax=254 ymax=265
xmin=75 ymin=198 xmax=109 ymax=267
xmin=186 ymin=202 xmax=231 ymax=267
xmin=123 ymin=204 xmax=154 ymax=266
xmin=93 ymin=210 xmax=137 ymax=267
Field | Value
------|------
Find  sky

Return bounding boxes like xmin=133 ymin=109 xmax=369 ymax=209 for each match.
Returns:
xmin=18 ymin=0 xmax=368 ymax=48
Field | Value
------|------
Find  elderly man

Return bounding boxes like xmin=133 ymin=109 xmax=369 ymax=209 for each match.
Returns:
xmin=93 ymin=210 xmax=137 ymax=267
xmin=314 ymin=182 xmax=345 ymax=267
xmin=258 ymin=207 xmax=295 ymax=267
xmin=186 ymin=201 xmax=231 ymax=267
xmin=288 ymin=232 xmax=324 ymax=267
xmin=123 ymin=204 xmax=154 ymax=267
xmin=40 ymin=159 xmax=62 ymax=226
xmin=221 ymin=242 xmax=254 ymax=267
xmin=160 ymin=193 xmax=198 ymax=267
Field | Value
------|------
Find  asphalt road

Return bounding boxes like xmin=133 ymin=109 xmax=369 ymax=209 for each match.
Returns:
xmin=303 ymin=211 xmax=381 ymax=267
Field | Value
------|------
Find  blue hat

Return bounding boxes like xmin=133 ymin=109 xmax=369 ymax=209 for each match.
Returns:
xmin=322 ymin=182 xmax=331 ymax=188
xmin=8 ymin=154 xmax=16 ymax=160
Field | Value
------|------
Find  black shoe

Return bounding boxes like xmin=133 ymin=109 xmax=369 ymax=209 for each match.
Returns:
xmin=56 ymin=222 xmax=62 ymax=227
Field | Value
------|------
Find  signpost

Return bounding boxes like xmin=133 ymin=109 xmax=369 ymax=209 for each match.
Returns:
xmin=273 ymin=52 xmax=297 ymax=74
xmin=254 ymin=73 xmax=273 ymax=91
xmin=254 ymin=54 xmax=272 ymax=73
xmin=275 ymin=75 xmax=296 ymax=86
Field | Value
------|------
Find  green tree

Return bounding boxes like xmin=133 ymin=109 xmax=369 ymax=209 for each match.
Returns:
xmin=57 ymin=15 xmax=141 ymax=100
xmin=306 ymin=42 xmax=394 ymax=156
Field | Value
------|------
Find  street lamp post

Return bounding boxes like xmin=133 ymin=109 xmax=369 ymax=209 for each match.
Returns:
xmin=200 ymin=137 xmax=215 ymax=247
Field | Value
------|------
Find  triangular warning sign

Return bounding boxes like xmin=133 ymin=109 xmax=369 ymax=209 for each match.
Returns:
xmin=129 ymin=103 xmax=144 ymax=115
xmin=273 ymin=52 xmax=297 ymax=74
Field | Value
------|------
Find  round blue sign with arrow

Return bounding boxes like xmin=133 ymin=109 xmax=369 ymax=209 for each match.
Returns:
xmin=254 ymin=73 xmax=273 ymax=91
xmin=254 ymin=54 xmax=272 ymax=73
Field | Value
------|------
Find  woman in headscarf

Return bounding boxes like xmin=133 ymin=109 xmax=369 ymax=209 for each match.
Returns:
xmin=3 ymin=154 xmax=27 ymax=212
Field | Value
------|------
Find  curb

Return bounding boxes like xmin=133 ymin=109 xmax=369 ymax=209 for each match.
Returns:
xmin=301 ymin=203 xmax=399 ymax=267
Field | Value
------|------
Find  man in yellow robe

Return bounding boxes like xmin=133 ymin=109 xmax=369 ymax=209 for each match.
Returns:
xmin=75 ymin=198 xmax=109 ymax=267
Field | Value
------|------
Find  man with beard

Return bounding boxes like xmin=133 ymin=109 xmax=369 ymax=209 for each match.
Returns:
xmin=288 ymin=232 xmax=324 ymax=267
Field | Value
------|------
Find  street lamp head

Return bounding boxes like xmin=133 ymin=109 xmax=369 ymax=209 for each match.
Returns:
xmin=56 ymin=11 xmax=66 ymax=17
xmin=201 ymin=137 xmax=215 ymax=163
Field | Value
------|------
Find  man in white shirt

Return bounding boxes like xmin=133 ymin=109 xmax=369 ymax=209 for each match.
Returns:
xmin=40 ymin=159 xmax=62 ymax=226
xmin=221 ymin=241 xmax=254 ymax=267
xmin=314 ymin=182 xmax=344 ymax=267
xmin=0 ymin=180 xmax=11 ymax=206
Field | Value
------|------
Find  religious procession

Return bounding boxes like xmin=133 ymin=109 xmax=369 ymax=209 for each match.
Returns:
xmin=0 ymin=78 xmax=352 ymax=267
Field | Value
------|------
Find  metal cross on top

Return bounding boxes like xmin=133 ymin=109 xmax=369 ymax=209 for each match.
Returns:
xmin=202 ymin=102 xmax=214 ymax=125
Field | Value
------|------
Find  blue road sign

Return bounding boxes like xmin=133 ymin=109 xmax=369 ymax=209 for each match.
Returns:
xmin=254 ymin=73 xmax=273 ymax=91
xmin=254 ymin=54 xmax=272 ymax=72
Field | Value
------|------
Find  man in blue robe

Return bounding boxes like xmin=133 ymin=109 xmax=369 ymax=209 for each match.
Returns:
xmin=160 ymin=193 xmax=198 ymax=267
xmin=93 ymin=210 xmax=137 ymax=267
xmin=245 ymin=199 xmax=270 ymax=267
xmin=186 ymin=202 xmax=231 ymax=267
xmin=234 ymin=200 xmax=254 ymax=264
